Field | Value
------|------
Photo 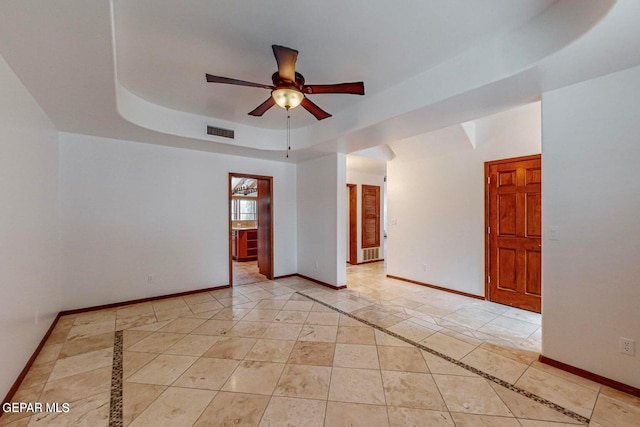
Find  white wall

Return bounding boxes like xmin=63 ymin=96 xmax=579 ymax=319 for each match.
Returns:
xmin=542 ymin=65 xmax=640 ymax=388
xmin=59 ymin=133 xmax=297 ymax=310
xmin=297 ymin=153 xmax=347 ymax=287
xmin=387 ymin=103 xmax=541 ymax=296
xmin=0 ymin=55 xmax=60 ymax=396
xmin=345 ymin=169 xmax=386 ymax=263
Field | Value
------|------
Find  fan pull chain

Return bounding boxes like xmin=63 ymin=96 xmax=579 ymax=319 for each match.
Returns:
xmin=286 ymin=114 xmax=291 ymax=158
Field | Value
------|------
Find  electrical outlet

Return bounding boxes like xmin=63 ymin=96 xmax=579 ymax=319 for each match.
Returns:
xmin=147 ymin=275 xmax=153 ymax=284
xmin=314 ymin=261 xmax=319 ymax=270
xmin=619 ymin=337 xmax=635 ymax=356
xmin=422 ymin=264 xmax=428 ymax=271
xmin=35 ymin=310 xmax=39 ymax=325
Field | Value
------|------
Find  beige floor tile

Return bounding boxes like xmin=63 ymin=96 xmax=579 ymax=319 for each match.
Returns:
xmin=305 ymin=311 xmax=340 ymax=325
xmin=378 ymin=346 xmax=429 ymax=373
xmin=173 ymin=357 xmax=240 ymax=390
xmin=287 ymin=341 xmax=335 ymax=366
xmin=334 ymin=343 xmax=380 ymax=369
xmin=450 ymin=413 xmax=521 ymax=426
xmin=129 ymin=319 xmax=172 ymax=332
xmin=461 ymin=347 xmax=528 ymax=383
xmin=273 ymin=310 xmax=309 ymax=324
xmin=281 ymin=300 xmax=314 ymax=311
xmin=122 ymin=382 xmax=167 ymax=426
xmin=189 ymin=300 xmax=224 ymax=314
xmin=245 ymin=339 xmax=295 ymax=363
xmin=116 ymin=313 xmax=159 ymax=331
xmin=157 ymin=317 xmax=207 ymax=334
xmin=261 ymin=323 xmax=303 ymax=340
xmin=126 ymin=332 xmax=185 ymax=353
xmin=221 ymin=361 xmax=285 ymax=395
xmin=123 ymin=330 xmax=153 ymax=349
xmin=373 ymin=330 xmax=413 ymax=347
xmin=183 ymin=292 xmax=215 ymax=305
xmin=32 ymin=343 xmax=63 ymax=365
xmin=191 ymin=319 xmax=237 ymax=336
xmin=381 ymin=370 xmax=447 ymax=410
xmin=325 ymin=401 xmax=390 ymax=427
xmin=298 ymin=325 xmax=337 ymax=342
xmin=242 ymin=309 xmax=280 ymax=322
xmin=66 ymin=320 xmax=115 ymax=342
xmin=116 ymin=303 xmax=155 ymax=319
xmin=123 ymin=351 xmax=157 ymax=379
xmin=254 ymin=300 xmax=287 ymax=310
xmin=193 ymin=391 xmax=270 ymax=427
xmin=28 ymin=391 xmax=110 ymax=426
xmin=529 ymin=361 xmax=601 ymax=392
xmin=328 ymin=367 xmax=386 ymax=405
xmin=339 ymin=314 xmax=365 ymax=327
xmin=226 ymin=321 xmax=270 ymax=338
xmin=129 ymin=387 xmax=216 ymax=427
xmin=274 ymin=364 xmax=331 ymax=400
xmin=0 ymin=417 xmax=31 ymax=426
xmin=421 ymin=351 xmax=477 ymax=377
xmin=515 ymin=367 xmax=599 ymax=419
xmin=48 ymin=347 xmax=113 ymax=381
xmin=153 ymin=305 xmax=193 ymax=321
xmin=39 ymin=366 xmax=112 ymax=404
xmin=488 ymin=382 xmax=584 ymax=425
xmin=590 ymin=392 xmax=640 ymax=426
xmin=337 ymin=326 xmax=376 ymax=344
xmin=218 ymin=295 xmax=252 ymax=307
xmin=202 ymin=337 xmax=257 ymax=359
xmin=421 ymin=332 xmax=477 ymax=360
xmin=387 ymin=406 xmax=454 ymax=427
xmin=388 ymin=319 xmax=437 ymax=342
xmin=72 ymin=310 xmax=115 ymax=326
xmin=433 ymin=375 xmax=513 ymax=416
xmin=211 ymin=307 xmax=252 ymax=321
xmin=479 ymin=342 xmax=538 ymax=365
xmin=258 ymin=396 xmax=326 ymax=427
xmin=58 ymin=332 xmax=114 ymax=359
xmin=127 ymin=354 xmax=197 ymax=385
xmin=518 ymin=420 xmax=585 ymax=426
xmin=164 ymin=334 xmax=220 ymax=356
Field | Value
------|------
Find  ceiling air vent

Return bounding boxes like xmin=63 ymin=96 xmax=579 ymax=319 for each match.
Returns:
xmin=207 ymin=125 xmax=235 ymax=139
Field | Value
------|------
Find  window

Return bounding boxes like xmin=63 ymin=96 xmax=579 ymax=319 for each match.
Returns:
xmin=231 ymin=197 xmax=257 ymax=220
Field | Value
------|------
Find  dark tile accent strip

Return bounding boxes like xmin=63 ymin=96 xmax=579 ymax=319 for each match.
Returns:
xmin=296 ymin=291 xmax=590 ymax=425
xmin=109 ymin=330 xmax=124 ymax=427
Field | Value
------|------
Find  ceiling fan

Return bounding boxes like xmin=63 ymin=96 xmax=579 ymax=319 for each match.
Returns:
xmin=205 ymin=45 xmax=365 ymax=120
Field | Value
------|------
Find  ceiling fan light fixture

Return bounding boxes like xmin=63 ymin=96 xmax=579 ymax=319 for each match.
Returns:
xmin=272 ymin=87 xmax=303 ymax=110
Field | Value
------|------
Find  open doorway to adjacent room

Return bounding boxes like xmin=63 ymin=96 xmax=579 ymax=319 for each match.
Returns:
xmin=228 ymin=173 xmax=274 ymax=286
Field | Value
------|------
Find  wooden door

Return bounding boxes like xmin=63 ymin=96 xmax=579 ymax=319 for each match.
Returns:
xmin=362 ymin=185 xmax=381 ymax=248
xmin=486 ymin=155 xmax=542 ymax=313
xmin=347 ymin=184 xmax=357 ymax=264
xmin=257 ymin=178 xmax=273 ymax=279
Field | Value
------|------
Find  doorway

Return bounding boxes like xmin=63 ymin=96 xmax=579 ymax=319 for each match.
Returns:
xmin=229 ymin=173 xmax=274 ymax=286
xmin=485 ymin=154 xmax=542 ymax=312
xmin=347 ymin=184 xmax=357 ymax=265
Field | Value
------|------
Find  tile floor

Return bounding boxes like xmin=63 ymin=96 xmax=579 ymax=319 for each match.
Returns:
xmin=233 ymin=260 xmax=267 ymax=286
xmin=1 ymin=263 xmax=639 ymax=426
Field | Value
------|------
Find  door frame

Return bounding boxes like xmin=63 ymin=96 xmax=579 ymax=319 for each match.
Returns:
xmin=484 ymin=153 xmax=542 ymax=303
xmin=228 ymin=172 xmax=274 ymax=286
xmin=347 ymin=184 xmax=357 ymax=265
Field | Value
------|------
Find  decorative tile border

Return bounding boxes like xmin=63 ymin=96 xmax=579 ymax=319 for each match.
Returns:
xmin=109 ymin=330 xmax=124 ymax=427
xmin=297 ymin=291 xmax=590 ymax=425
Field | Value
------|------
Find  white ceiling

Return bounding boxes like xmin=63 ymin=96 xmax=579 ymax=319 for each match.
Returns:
xmin=1 ymin=0 xmax=638 ymax=162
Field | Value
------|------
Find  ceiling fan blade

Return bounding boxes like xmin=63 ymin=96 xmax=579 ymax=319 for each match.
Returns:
xmin=301 ymin=97 xmax=332 ymax=120
xmin=206 ymin=74 xmax=273 ymax=90
xmin=272 ymin=45 xmax=298 ymax=82
xmin=248 ymin=97 xmax=276 ymax=116
xmin=303 ymin=82 xmax=365 ymax=95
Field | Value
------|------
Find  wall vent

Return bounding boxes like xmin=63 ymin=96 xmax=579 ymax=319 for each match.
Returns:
xmin=362 ymin=247 xmax=380 ymax=261
xmin=207 ymin=125 xmax=235 ymax=139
